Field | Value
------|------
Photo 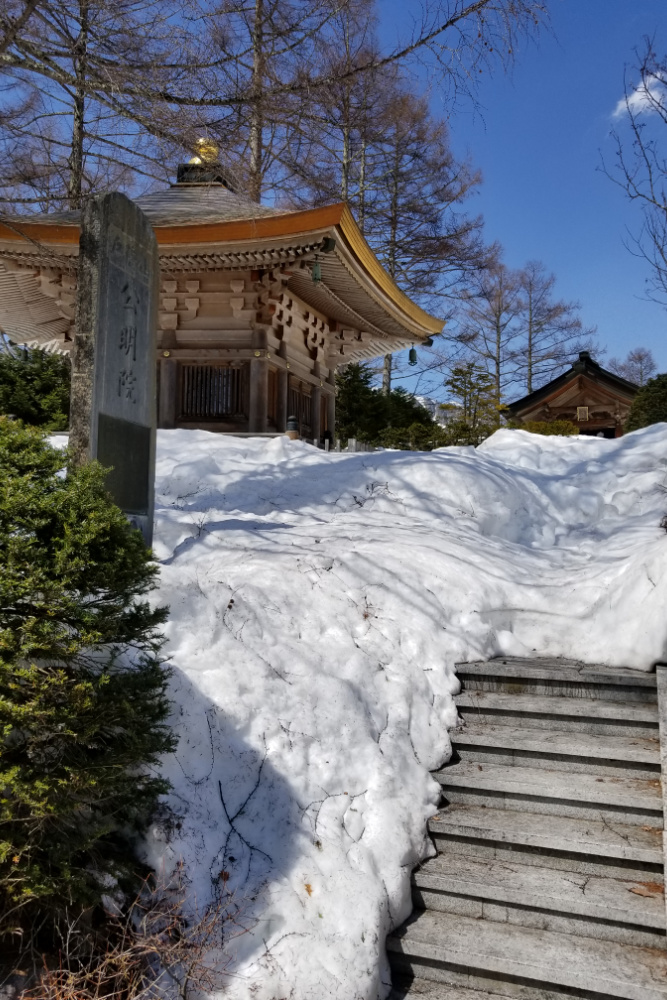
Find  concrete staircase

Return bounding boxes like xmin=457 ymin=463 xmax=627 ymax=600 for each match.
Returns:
xmin=388 ymin=657 xmax=667 ymax=1000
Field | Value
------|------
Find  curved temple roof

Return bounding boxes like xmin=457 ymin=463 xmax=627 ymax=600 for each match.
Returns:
xmin=508 ymin=351 xmax=638 ymax=416
xmin=0 ymin=182 xmax=443 ymax=353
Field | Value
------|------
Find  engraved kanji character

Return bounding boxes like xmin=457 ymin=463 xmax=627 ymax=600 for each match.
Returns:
xmin=119 ymin=325 xmax=137 ymax=360
xmin=118 ymin=369 xmax=137 ymax=402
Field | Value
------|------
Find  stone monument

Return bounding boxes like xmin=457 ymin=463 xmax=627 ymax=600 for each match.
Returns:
xmin=70 ymin=192 xmax=159 ymax=545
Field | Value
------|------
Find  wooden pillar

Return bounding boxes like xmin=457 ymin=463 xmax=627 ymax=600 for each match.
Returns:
xmin=249 ymin=357 xmax=268 ymax=433
xmin=158 ymin=357 xmax=178 ymax=428
xmin=311 ymin=385 xmax=321 ymax=443
xmin=327 ymin=390 xmax=336 ymax=439
xmin=276 ymin=369 xmax=288 ymax=431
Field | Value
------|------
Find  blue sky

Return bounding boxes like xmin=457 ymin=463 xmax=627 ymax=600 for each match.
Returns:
xmin=380 ymin=0 xmax=667 ymax=377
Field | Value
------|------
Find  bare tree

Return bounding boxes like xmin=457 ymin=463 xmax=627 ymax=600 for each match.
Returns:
xmin=0 ymin=0 xmax=547 ymax=211
xmin=516 ymin=259 xmax=599 ymax=392
xmin=372 ymin=84 xmax=493 ymax=391
xmin=608 ymin=346 xmax=657 ymax=385
xmin=371 ymin=88 xmax=491 ymax=298
xmin=318 ymin=0 xmax=548 ymax=109
xmin=283 ymin=0 xmax=380 ymax=213
xmin=203 ymin=0 xmax=350 ymax=203
xmin=0 ymin=0 xmax=42 ymax=57
xmin=0 ymin=0 xmax=203 ymax=211
xmin=455 ymin=261 xmax=524 ymax=409
xmin=183 ymin=0 xmax=548 ymax=130
xmin=604 ymin=36 xmax=667 ymax=304
xmin=290 ymin=49 xmax=496 ymax=392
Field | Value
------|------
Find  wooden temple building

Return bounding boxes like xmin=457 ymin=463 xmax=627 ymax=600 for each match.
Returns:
xmin=0 ymin=163 xmax=441 ymax=439
xmin=508 ymin=351 xmax=639 ymax=438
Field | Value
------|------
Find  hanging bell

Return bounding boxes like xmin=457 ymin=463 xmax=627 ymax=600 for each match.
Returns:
xmin=408 ymin=347 xmax=418 ymax=366
xmin=311 ymin=260 xmax=322 ymax=284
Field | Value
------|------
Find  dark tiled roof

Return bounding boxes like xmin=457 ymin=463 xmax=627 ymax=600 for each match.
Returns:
xmin=134 ymin=183 xmax=288 ymax=226
xmin=16 ymin=182 xmax=288 ymax=228
xmin=508 ymin=352 xmax=639 ymax=414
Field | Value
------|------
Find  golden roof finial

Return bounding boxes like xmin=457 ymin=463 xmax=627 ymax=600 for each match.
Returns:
xmin=189 ymin=138 xmax=219 ymax=165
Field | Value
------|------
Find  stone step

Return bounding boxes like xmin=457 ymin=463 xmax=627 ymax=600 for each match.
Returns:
xmin=456 ymin=658 xmax=657 ymax=703
xmin=436 ymin=761 xmax=663 ymax=826
xmin=387 ymin=910 xmax=667 ymax=999
xmin=390 ymin=973 xmax=618 ymax=1000
xmin=429 ymin=805 xmax=663 ymax=878
xmin=390 ymin=982 xmax=514 ymax=1000
xmin=455 ymin=690 xmax=658 ymax=736
xmin=413 ymin=853 xmax=666 ymax=949
xmin=453 ymin=723 xmax=661 ymax=779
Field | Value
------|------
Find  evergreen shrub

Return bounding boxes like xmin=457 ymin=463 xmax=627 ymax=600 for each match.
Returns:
xmin=0 ymin=420 xmax=173 ymax=942
xmin=520 ymin=420 xmax=580 ymax=436
xmin=377 ymin=422 xmax=448 ymax=451
xmin=335 ymin=363 xmax=433 ymax=443
xmin=336 ymin=362 xmax=445 ymax=448
xmin=0 ymin=346 xmax=71 ymax=429
xmin=335 ymin=362 xmax=500 ymax=451
xmin=625 ymin=374 xmax=667 ymax=432
xmin=442 ymin=419 xmax=496 ymax=447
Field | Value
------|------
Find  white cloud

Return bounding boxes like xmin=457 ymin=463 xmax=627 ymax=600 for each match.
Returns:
xmin=613 ymin=73 xmax=666 ymax=119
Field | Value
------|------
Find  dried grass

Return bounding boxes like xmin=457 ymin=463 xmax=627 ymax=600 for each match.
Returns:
xmin=6 ymin=865 xmax=243 ymax=1000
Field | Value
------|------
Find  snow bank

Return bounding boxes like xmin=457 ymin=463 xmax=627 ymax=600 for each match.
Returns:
xmin=145 ymin=424 xmax=667 ymax=998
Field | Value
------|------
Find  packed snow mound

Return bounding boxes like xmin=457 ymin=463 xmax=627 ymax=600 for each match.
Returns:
xmin=145 ymin=425 xmax=667 ymax=999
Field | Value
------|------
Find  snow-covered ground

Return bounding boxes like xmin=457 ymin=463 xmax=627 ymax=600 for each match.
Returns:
xmin=145 ymin=425 xmax=667 ymax=999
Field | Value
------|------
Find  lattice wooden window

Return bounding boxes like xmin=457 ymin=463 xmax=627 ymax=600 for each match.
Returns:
xmin=577 ymin=406 xmax=589 ymax=422
xmin=179 ymin=364 xmax=248 ymax=421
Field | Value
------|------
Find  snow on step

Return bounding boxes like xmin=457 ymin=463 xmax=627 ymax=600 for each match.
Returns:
xmin=454 ymin=723 xmax=660 ymax=778
xmin=429 ymin=804 xmax=663 ymax=872
xmin=456 ymin=690 xmax=658 ymax=735
xmin=413 ymin=853 xmax=665 ymax=947
xmin=388 ymin=910 xmax=667 ymax=1000
xmin=458 ymin=657 xmax=657 ymax=677
xmin=436 ymin=760 xmax=663 ymax=825
xmin=390 ymin=981 xmax=511 ymax=1000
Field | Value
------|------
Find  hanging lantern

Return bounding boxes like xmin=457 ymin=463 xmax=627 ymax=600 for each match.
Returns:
xmin=408 ymin=347 xmax=418 ymax=366
xmin=311 ymin=260 xmax=322 ymax=284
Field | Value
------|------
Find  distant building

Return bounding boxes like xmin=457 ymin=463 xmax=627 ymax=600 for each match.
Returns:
xmin=508 ymin=352 xmax=638 ymax=438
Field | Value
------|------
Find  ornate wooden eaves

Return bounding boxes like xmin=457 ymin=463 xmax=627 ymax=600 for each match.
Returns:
xmin=0 ymin=200 xmax=444 ymax=356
